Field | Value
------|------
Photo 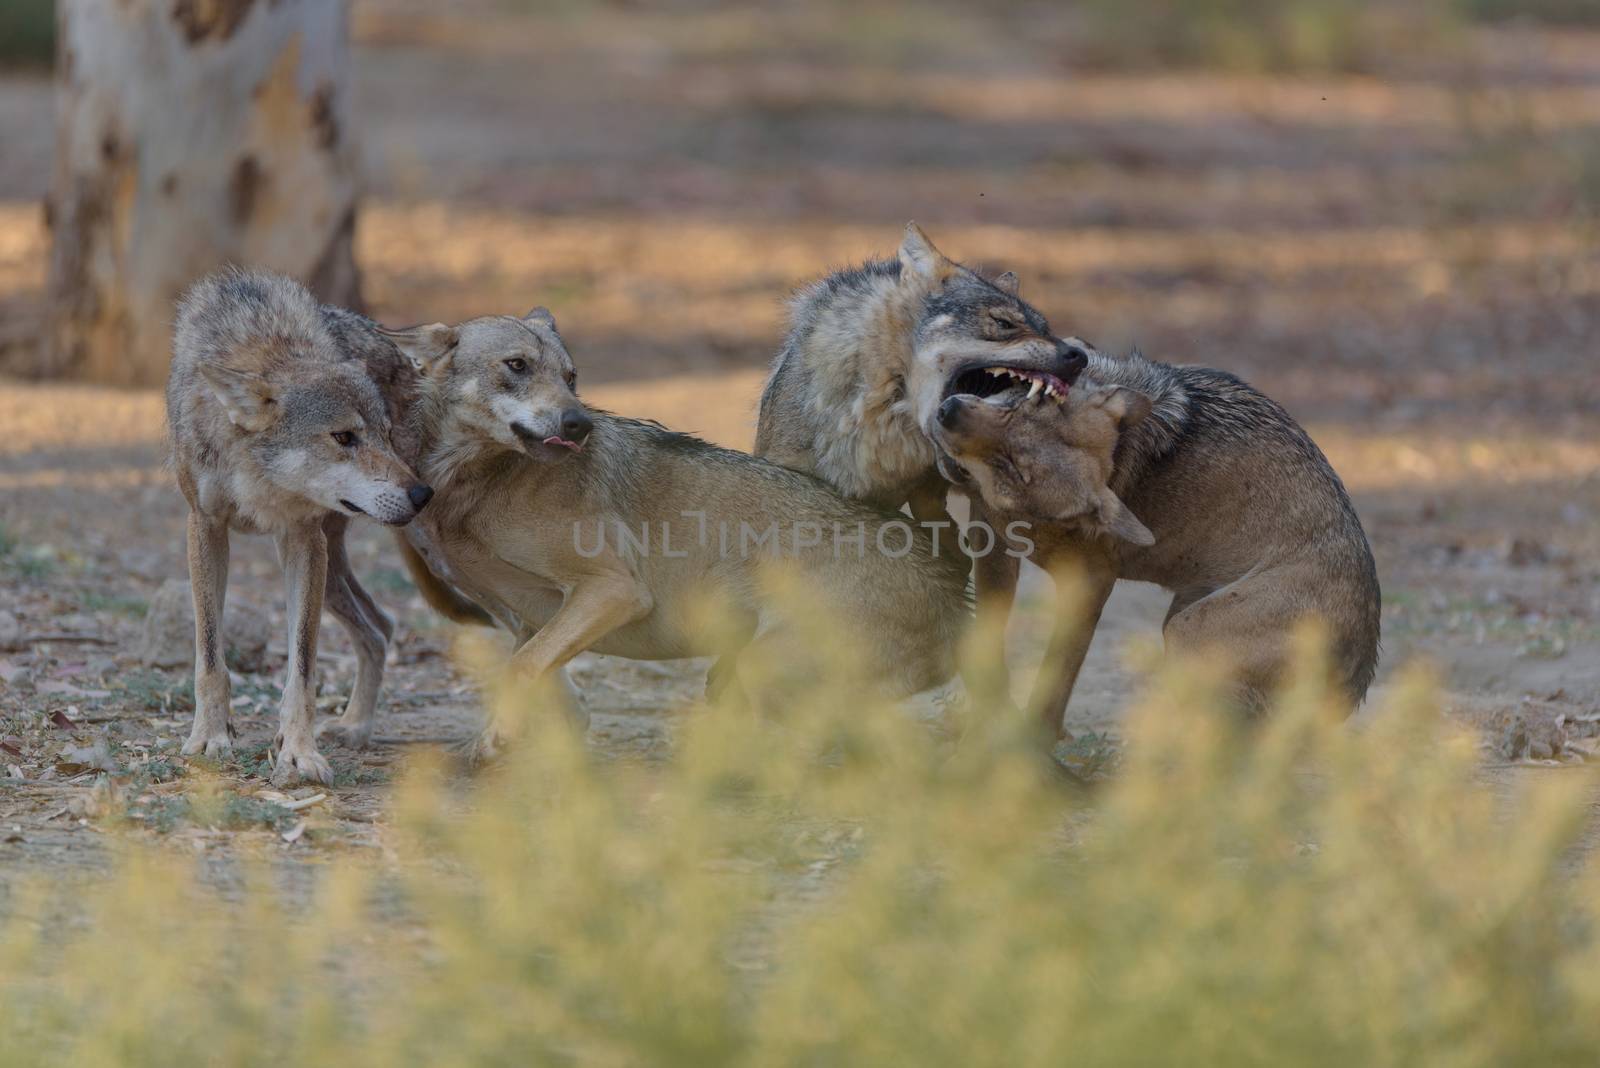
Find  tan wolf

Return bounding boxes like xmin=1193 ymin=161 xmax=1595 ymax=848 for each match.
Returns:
xmin=166 ymin=268 xmax=435 ymax=785
xmin=381 ymin=308 xmax=973 ymax=760
xmin=929 ymin=350 xmax=1382 ymax=734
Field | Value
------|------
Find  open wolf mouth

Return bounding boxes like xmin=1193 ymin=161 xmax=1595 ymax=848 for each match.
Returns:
xmin=942 ymin=365 xmax=1071 ymax=404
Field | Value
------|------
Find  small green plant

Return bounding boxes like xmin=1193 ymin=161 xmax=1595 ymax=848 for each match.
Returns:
xmin=79 ymin=592 xmax=148 ymax=619
xmin=117 ymin=670 xmax=194 ymax=713
xmin=229 ymin=741 xmax=276 ymax=780
xmin=1054 ymin=729 xmax=1119 ymax=778
xmin=124 ymin=795 xmax=191 ymax=834
xmin=217 ymin=795 xmax=298 ymax=833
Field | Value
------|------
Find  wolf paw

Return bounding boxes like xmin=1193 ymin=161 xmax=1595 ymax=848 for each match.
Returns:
xmin=317 ymin=715 xmax=375 ymax=750
xmin=270 ymin=734 xmax=335 ymax=787
xmin=182 ymin=717 xmax=235 ymax=761
xmin=457 ymin=726 xmax=506 ymax=769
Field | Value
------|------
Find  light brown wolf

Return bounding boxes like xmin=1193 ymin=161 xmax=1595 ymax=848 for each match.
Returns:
xmin=166 ymin=269 xmax=434 ymax=785
xmin=382 ymin=309 xmax=973 ymax=759
xmin=930 ymin=349 xmax=1382 ymax=733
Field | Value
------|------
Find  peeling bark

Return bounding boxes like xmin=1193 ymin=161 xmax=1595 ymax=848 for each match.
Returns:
xmin=45 ymin=0 xmax=361 ymax=386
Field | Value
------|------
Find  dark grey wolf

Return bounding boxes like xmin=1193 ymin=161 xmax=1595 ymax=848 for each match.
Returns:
xmin=754 ymin=223 xmax=1088 ymax=524
xmin=381 ymin=309 xmax=973 ymax=761
xmin=166 ymin=268 xmax=434 ymax=785
xmin=930 ymin=349 xmax=1381 ymax=733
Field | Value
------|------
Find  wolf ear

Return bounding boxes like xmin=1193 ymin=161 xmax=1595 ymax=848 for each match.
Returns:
xmin=523 ymin=307 xmax=556 ymax=330
xmin=898 ymin=222 xmax=951 ymax=281
xmin=1096 ymin=487 xmax=1155 ymax=547
xmin=380 ymin=323 xmax=459 ymax=375
xmin=199 ymin=364 xmax=277 ymax=431
xmin=991 ymin=271 xmax=1020 ymax=296
xmin=1089 ymin=385 xmax=1153 ymax=430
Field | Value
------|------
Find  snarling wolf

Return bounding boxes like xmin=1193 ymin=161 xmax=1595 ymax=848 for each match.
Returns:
xmin=930 ymin=349 xmax=1382 ymax=733
xmin=382 ymin=308 xmax=973 ymax=760
xmin=755 ymin=222 xmax=1088 ymax=523
xmin=166 ymin=268 xmax=434 ymax=785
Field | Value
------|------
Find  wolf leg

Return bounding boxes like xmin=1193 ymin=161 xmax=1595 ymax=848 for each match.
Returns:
xmin=907 ymin=477 xmax=955 ymax=557
xmin=966 ymin=499 xmax=1021 ymax=700
xmin=270 ymin=521 xmax=334 ymax=786
xmin=318 ymin=514 xmax=391 ymax=750
xmin=1027 ymin=553 xmax=1117 ymax=739
xmin=1161 ymin=565 xmax=1323 ymax=714
xmin=182 ymin=511 xmax=236 ymax=759
xmin=468 ymin=578 xmax=650 ymax=764
xmin=395 ymin=531 xmax=495 ymax=628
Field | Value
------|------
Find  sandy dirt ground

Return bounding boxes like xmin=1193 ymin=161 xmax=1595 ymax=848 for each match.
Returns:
xmin=1 ymin=3 xmax=1598 ymax=874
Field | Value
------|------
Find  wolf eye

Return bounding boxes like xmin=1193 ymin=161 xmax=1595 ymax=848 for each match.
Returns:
xmin=505 ymin=358 xmax=528 ymax=373
xmin=331 ymin=431 xmax=358 ymax=447
xmin=991 ymin=314 xmax=1022 ymax=333
xmin=564 ymin=370 xmax=577 ymax=389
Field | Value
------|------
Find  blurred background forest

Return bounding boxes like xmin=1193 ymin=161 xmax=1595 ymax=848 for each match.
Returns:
xmin=0 ymin=0 xmax=1598 ymax=866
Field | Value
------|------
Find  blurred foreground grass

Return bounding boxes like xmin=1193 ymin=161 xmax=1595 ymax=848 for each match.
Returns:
xmin=2 ymin=589 xmax=1599 ymax=1066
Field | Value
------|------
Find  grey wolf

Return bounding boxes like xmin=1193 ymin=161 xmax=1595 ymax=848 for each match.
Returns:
xmin=930 ymin=349 xmax=1381 ymax=734
xmin=754 ymin=222 xmax=1088 ymax=525
xmin=382 ymin=308 xmax=973 ymax=760
xmin=166 ymin=268 xmax=433 ymax=785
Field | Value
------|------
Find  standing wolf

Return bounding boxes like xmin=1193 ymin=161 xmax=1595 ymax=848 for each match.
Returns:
xmin=167 ymin=269 xmax=434 ymax=785
xmin=755 ymin=223 xmax=1088 ymax=521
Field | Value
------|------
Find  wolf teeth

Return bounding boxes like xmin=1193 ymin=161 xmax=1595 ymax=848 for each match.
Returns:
xmin=1027 ymin=380 xmax=1042 ymax=399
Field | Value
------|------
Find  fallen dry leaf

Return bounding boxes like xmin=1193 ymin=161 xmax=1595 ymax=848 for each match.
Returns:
xmin=48 ymin=710 xmax=78 ymax=730
xmin=57 ymin=743 xmax=118 ymax=775
xmin=0 ymin=738 xmax=21 ymax=759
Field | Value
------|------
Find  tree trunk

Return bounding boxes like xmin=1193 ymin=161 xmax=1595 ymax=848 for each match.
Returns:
xmin=44 ymin=0 xmax=361 ymax=386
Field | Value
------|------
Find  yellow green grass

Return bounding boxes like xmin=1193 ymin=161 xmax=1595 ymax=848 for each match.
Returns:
xmin=1 ymin=601 xmax=1597 ymax=1066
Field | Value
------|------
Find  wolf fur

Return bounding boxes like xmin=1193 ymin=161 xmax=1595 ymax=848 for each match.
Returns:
xmin=166 ymin=268 xmax=435 ymax=785
xmin=931 ymin=349 xmax=1381 ymax=733
xmin=755 ymin=223 xmax=1087 ymax=524
xmin=383 ymin=310 xmax=973 ymax=761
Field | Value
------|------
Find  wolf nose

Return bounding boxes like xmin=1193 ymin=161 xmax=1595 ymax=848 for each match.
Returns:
xmin=1055 ymin=337 xmax=1090 ymax=381
xmin=560 ymin=408 xmax=593 ymax=442
xmin=937 ymin=396 xmax=964 ymax=428
xmin=407 ymin=484 xmax=434 ymax=511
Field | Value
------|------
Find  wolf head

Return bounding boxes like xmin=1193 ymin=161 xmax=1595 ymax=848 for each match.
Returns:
xmin=894 ymin=223 xmax=1089 ymax=441
xmin=931 ymin=377 xmax=1155 ymax=547
xmin=382 ymin=309 xmax=592 ymax=463
xmin=200 ymin=355 xmax=431 ymax=526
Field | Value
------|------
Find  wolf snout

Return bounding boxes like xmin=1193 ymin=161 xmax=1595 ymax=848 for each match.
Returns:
xmin=1054 ymin=338 xmax=1090 ymax=382
xmin=937 ymin=396 xmax=967 ymax=429
xmin=407 ymin=483 xmax=434 ymax=511
xmin=560 ymin=408 xmax=593 ymax=444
